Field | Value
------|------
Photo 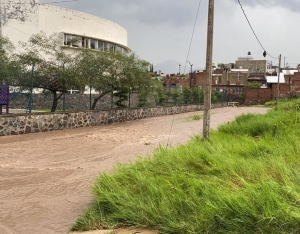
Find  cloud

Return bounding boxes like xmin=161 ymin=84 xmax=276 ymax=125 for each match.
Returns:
xmin=99 ymin=0 xmax=206 ymax=27
xmin=40 ymin=0 xmax=207 ymax=27
xmin=38 ymin=0 xmax=300 ymax=73
xmin=234 ymin=0 xmax=300 ymax=13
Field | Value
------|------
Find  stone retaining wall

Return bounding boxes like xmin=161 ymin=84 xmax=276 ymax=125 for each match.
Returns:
xmin=0 ymin=103 xmax=225 ymax=136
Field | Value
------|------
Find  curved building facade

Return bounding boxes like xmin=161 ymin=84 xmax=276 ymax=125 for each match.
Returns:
xmin=0 ymin=0 xmax=130 ymax=53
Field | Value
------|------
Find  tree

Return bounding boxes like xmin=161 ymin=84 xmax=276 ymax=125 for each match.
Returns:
xmin=244 ymin=81 xmax=261 ymax=89
xmin=75 ymin=49 xmax=152 ymax=109
xmin=17 ymin=32 xmax=79 ymax=112
xmin=170 ymin=88 xmax=181 ymax=104
xmin=152 ymin=80 xmax=167 ymax=106
xmin=217 ymin=63 xmax=226 ymax=69
xmin=0 ymin=36 xmax=23 ymax=85
xmin=191 ymin=87 xmax=204 ymax=104
xmin=182 ymin=86 xmax=192 ymax=104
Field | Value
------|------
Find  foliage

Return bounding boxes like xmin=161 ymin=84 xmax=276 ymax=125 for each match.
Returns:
xmin=0 ymin=35 xmax=23 ymax=84
xmin=244 ymin=81 xmax=261 ymax=89
xmin=211 ymin=90 xmax=223 ymax=103
xmin=75 ymin=50 xmax=152 ymax=109
xmin=191 ymin=87 xmax=204 ymax=104
xmin=182 ymin=86 xmax=192 ymax=104
xmin=170 ymin=88 xmax=181 ymax=104
xmin=152 ymin=80 xmax=167 ymax=106
xmin=114 ymin=88 xmax=128 ymax=108
xmin=72 ymin=98 xmax=300 ymax=233
xmin=17 ymin=32 xmax=79 ymax=112
xmin=217 ymin=63 xmax=226 ymax=69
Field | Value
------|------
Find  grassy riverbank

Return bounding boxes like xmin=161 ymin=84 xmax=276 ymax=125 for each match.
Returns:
xmin=72 ymin=99 xmax=300 ymax=234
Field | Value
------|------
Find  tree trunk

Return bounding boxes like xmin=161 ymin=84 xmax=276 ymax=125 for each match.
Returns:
xmin=91 ymin=91 xmax=110 ymax=110
xmin=50 ymin=91 xmax=63 ymax=112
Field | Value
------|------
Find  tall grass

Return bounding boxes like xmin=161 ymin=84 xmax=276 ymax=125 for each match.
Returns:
xmin=72 ymin=99 xmax=300 ymax=233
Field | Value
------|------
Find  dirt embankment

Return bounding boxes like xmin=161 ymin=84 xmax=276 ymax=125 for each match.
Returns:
xmin=0 ymin=107 xmax=269 ymax=234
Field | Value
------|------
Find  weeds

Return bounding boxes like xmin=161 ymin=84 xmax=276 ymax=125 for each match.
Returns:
xmin=72 ymin=98 xmax=300 ymax=234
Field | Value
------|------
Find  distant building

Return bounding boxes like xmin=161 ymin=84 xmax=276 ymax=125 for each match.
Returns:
xmin=235 ymin=55 xmax=267 ymax=73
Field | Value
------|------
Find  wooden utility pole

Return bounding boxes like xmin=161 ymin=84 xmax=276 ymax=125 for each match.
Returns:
xmin=203 ymin=0 xmax=214 ymax=139
xmin=276 ymin=54 xmax=281 ymax=109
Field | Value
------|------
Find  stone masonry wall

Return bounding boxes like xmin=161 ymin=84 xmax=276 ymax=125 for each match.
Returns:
xmin=0 ymin=103 xmax=225 ymax=136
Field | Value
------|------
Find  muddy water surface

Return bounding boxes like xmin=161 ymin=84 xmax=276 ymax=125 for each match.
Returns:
xmin=0 ymin=107 xmax=269 ymax=234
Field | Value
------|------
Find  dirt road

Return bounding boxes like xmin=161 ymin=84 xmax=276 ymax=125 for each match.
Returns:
xmin=0 ymin=107 xmax=269 ymax=234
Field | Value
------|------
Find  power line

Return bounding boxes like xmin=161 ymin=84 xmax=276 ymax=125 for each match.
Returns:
xmin=4 ymin=23 xmax=31 ymax=36
xmin=43 ymin=0 xmax=79 ymax=3
xmin=285 ymin=57 xmax=300 ymax=59
xmin=183 ymin=0 xmax=203 ymax=74
xmin=237 ymin=0 xmax=277 ymax=60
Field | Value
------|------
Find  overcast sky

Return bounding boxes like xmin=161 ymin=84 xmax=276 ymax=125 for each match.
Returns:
xmin=40 ymin=0 xmax=300 ymax=74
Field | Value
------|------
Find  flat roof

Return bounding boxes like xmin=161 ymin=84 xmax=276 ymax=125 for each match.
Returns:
xmin=266 ymin=73 xmax=285 ymax=83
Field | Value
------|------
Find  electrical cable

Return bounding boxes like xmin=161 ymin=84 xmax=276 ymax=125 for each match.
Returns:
xmin=4 ymin=24 xmax=31 ymax=36
xmin=183 ymin=0 xmax=202 ymax=74
xmin=43 ymin=0 xmax=79 ymax=3
xmin=237 ymin=0 xmax=278 ymax=60
xmin=167 ymin=0 xmax=202 ymax=147
xmin=166 ymin=111 xmax=176 ymax=147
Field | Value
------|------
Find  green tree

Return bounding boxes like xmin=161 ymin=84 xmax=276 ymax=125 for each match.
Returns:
xmin=217 ymin=63 xmax=226 ymax=69
xmin=244 ymin=82 xmax=261 ymax=88
xmin=74 ymin=49 xmax=114 ymax=109
xmin=17 ymin=32 xmax=79 ymax=112
xmin=182 ymin=86 xmax=192 ymax=104
xmin=170 ymin=88 xmax=181 ymax=104
xmin=191 ymin=87 xmax=204 ymax=104
xmin=211 ymin=91 xmax=223 ymax=103
xmin=75 ymin=49 xmax=152 ymax=109
xmin=0 ymin=36 xmax=23 ymax=85
xmin=114 ymin=87 xmax=128 ymax=107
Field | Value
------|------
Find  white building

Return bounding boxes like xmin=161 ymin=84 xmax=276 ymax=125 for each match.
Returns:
xmin=0 ymin=0 xmax=131 ymax=53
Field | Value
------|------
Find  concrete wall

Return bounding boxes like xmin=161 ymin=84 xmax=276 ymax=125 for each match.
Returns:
xmin=1 ymin=0 xmax=128 ymax=51
xmin=0 ymin=103 xmax=225 ymax=136
xmin=1 ymin=0 xmax=39 ymax=52
xmin=235 ymin=60 xmax=267 ymax=73
xmin=38 ymin=4 xmax=128 ymax=46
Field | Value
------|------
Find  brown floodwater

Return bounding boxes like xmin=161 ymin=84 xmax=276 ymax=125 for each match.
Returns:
xmin=0 ymin=107 xmax=269 ymax=234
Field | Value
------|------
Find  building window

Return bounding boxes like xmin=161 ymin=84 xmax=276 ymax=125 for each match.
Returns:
xmin=98 ymin=41 xmax=104 ymax=51
xmin=64 ymin=34 xmax=81 ymax=47
xmin=63 ymin=33 xmax=128 ymax=53
xmin=82 ymin=37 xmax=88 ymax=48
xmin=104 ymin=42 xmax=110 ymax=51
xmin=64 ymin=34 xmax=72 ymax=45
xmin=90 ymin=39 xmax=96 ymax=49
xmin=115 ymin=45 xmax=122 ymax=53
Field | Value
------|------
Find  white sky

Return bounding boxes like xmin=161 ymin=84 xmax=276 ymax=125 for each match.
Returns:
xmin=40 ymin=0 xmax=300 ymax=74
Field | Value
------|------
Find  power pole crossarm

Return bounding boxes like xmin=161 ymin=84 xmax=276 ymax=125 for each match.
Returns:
xmin=203 ymin=0 xmax=214 ymax=140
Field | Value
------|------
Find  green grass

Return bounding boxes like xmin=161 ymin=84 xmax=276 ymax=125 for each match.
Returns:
xmin=71 ymin=98 xmax=300 ymax=234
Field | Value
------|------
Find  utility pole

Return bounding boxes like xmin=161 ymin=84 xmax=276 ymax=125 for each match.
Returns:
xmin=203 ymin=0 xmax=214 ymax=140
xmin=276 ymin=54 xmax=281 ymax=109
xmin=187 ymin=61 xmax=193 ymax=88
